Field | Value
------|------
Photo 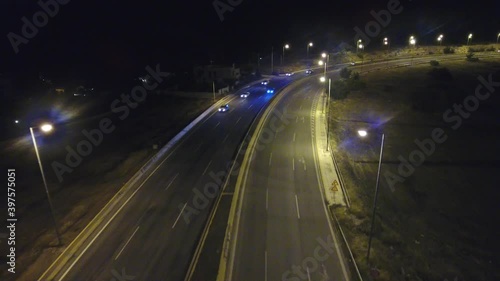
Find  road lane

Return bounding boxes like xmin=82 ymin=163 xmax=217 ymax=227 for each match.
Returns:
xmin=231 ymin=78 xmax=349 ymax=281
xmin=52 ymin=79 xmax=295 ymax=281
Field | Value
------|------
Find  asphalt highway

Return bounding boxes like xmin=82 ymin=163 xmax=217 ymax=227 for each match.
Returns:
xmin=229 ymin=75 xmax=349 ymax=281
xmin=43 ymin=78 xmax=292 ymax=281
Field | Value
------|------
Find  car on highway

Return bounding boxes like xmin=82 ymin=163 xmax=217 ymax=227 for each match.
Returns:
xmin=285 ymin=72 xmax=294 ymax=76
xmin=261 ymin=80 xmax=269 ymax=85
xmin=240 ymin=92 xmax=250 ymax=98
xmin=218 ymin=104 xmax=229 ymax=112
xmin=305 ymin=69 xmax=313 ymax=74
xmin=266 ymin=88 xmax=275 ymax=94
xmin=350 ymin=62 xmax=356 ymax=66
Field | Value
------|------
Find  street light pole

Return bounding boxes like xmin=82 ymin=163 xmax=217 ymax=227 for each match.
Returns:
xmin=326 ymin=78 xmax=331 ymax=151
xmin=271 ymin=46 xmax=274 ymax=74
xmin=497 ymin=33 xmax=500 ymax=43
xmin=30 ymin=126 xmax=62 ymax=245
xmin=307 ymin=42 xmax=313 ymax=59
xmin=367 ymin=133 xmax=385 ymax=262
xmin=213 ymin=81 xmax=216 ymax=102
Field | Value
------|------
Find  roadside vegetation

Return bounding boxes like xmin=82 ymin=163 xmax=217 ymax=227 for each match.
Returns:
xmin=0 ymin=92 xmax=215 ymax=280
xmin=329 ymin=58 xmax=500 ymax=281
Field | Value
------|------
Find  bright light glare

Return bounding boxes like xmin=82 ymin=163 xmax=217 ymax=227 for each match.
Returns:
xmin=318 ymin=60 xmax=324 ymax=66
xmin=319 ymin=77 xmax=326 ymax=82
xmin=357 ymin=130 xmax=368 ymax=137
xmin=321 ymin=53 xmax=327 ymax=58
xmin=41 ymin=124 xmax=53 ymax=132
xmin=358 ymin=44 xmax=364 ymax=49
xmin=410 ymin=39 xmax=416 ymax=45
xmin=309 ymin=42 xmax=313 ymax=46
xmin=284 ymin=44 xmax=290 ymax=49
xmin=14 ymin=120 xmax=19 ymax=124
xmin=468 ymin=34 xmax=473 ymax=39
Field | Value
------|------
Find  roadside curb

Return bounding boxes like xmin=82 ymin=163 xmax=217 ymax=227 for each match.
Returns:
xmin=313 ymin=87 xmax=349 ymax=207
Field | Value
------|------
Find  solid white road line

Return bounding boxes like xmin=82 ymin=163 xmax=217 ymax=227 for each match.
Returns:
xmin=202 ymin=160 xmax=212 ymax=175
xmin=295 ymin=194 xmax=300 ymax=219
xmin=266 ymin=188 xmax=269 ymax=211
xmin=165 ymin=173 xmax=179 ymax=191
xmin=248 ymin=104 xmax=254 ymax=109
xmin=214 ymin=122 xmax=220 ymax=128
xmin=236 ymin=117 xmax=242 ymax=124
xmin=115 ymin=226 xmax=139 ymax=260
xmin=172 ymin=203 xmax=187 ymax=229
xmin=269 ymin=153 xmax=273 ymax=166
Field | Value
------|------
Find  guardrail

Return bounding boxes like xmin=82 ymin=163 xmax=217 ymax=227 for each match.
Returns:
xmin=329 ymin=146 xmax=351 ymax=208
xmin=329 ymin=207 xmax=365 ymax=281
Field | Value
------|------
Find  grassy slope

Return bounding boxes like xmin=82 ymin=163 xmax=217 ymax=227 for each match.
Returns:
xmin=0 ymin=93 xmax=214 ymax=280
xmin=330 ymin=58 xmax=500 ymax=281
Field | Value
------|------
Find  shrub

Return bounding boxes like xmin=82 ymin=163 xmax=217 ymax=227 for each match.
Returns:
xmin=427 ymin=67 xmax=453 ymax=81
xmin=340 ymin=67 xmax=352 ymax=79
xmin=351 ymin=71 xmax=360 ymax=80
xmin=466 ymin=52 xmax=480 ymax=62
xmin=430 ymin=60 xmax=440 ymax=66
xmin=469 ymin=47 xmax=485 ymax=52
xmin=443 ymin=47 xmax=455 ymax=54
xmin=486 ymin=47 xmax=496 ymax=52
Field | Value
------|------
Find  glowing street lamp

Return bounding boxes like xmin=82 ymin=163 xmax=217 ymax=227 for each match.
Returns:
xmin=467 ymin=33 xmax=473 ymax=45
xmin=321 ymin=52 xmax=329 ymax=78
xmin=307 ymin=42 xmax=313 ymax=58
xmin=437 ymin=34 xmax=444 ymax=45
xmin=282 ymin=44 xmax=290 ymax=65
xmin=409 ymin=36 xmax=416 ymax=47
xmin=319 ymin=76 xmax=326 ymax=82
xmin=29 ymin=123 xmax=61 ymax=245
xmin=356 ymin=39 xmax=362 ymax=53
xmin=497 ymin=33 xmax=500 ymax=43
xmin=41 ymin=123 xmax=53 ymax=132
xmin=357 ymin=130 xmax=368 ymax=137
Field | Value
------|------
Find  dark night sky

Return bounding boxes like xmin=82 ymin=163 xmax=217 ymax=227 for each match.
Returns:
xmin=1 ymin=0 xmax=499 ymax=86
